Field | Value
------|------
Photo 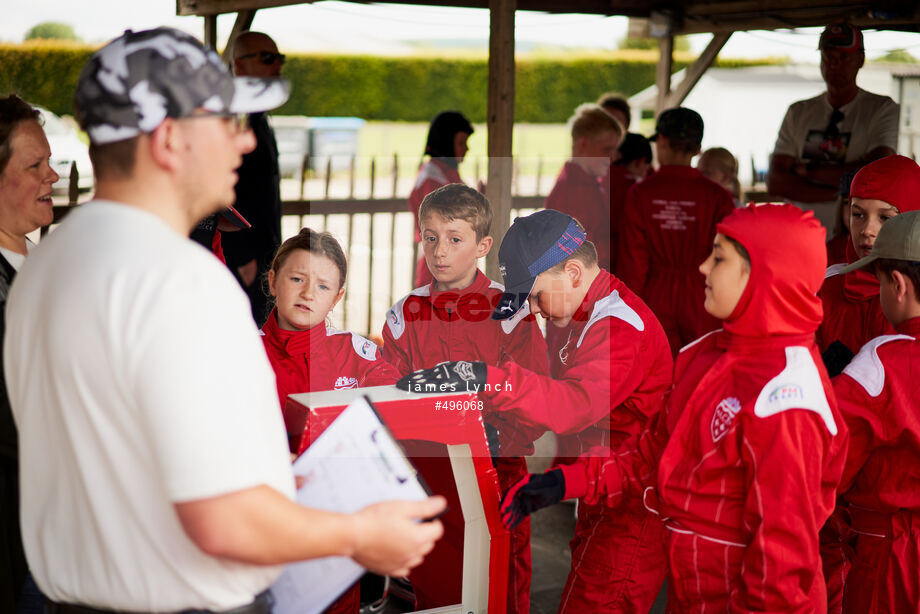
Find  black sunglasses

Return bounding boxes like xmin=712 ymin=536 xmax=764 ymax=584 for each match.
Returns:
xmin=238 ymin=51 xmax=286 ymax=66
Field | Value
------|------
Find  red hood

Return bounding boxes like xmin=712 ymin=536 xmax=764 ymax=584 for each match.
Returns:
xmin=850 ymin=154 xmax=920 ymax=214
xmin=718 ymin=203 xmax=826 ymax=338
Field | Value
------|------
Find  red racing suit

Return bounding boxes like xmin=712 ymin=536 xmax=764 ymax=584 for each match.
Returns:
xmin=617 ymin=165 xmax=734 ymax=355
xmin=381 ymin=270 xmax=549 ymax=613
xmin=816 ymin=243 xmax=894 ymax=356
xmin=545 ymin=160 xmax=613 ymax=271
xmin=825 ymin=317 xmax=920 ymax=613
xmin=260 ymin=310 xmax=400 ymax=614
xmin=607 ymin=165 xmax=639 ymax=274
xmin=261 ymin=309 xmax=399 ymax=406
xmin=408 ymin=159 xmax=463 ymax=287
xmin=560 ymin=204 xmax=848 ymax=613
xmin=481 ymin=269 xmax=674 ymax=614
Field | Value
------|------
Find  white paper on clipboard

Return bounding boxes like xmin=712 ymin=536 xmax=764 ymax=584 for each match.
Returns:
xmin=270 ymin=396 xmax=428 ymax=614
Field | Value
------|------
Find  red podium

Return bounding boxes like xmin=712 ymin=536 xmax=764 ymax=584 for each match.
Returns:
xmin=285 ymin=385 xmax=510 ymax=614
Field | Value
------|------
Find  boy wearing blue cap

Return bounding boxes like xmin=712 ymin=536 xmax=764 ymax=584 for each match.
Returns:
xmin=400 ymin=209 xmax=673 ymax=613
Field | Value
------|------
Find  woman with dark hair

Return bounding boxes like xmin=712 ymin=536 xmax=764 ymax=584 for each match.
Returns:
xmin=408 ymin=111 xmax=474 ymax=287
xmin=0 ymin=94 xmax=59 ymax=613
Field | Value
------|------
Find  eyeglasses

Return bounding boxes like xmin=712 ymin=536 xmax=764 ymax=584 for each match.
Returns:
xmin=237 ymin=51 xmax=286 ymax=66
xmin=182 ymin=112 xmax=250 ymax=134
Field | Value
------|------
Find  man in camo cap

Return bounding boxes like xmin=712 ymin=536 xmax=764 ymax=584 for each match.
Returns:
xmin=5 ymin=27 xmax=444 ymax=614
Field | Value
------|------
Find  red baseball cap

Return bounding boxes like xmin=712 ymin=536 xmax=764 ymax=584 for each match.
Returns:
xmin=819 ymin=22 xmax=863 ymax=53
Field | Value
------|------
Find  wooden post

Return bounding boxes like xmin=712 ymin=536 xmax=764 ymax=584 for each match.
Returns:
xmin=663 ymin=32 xmax=731 ymax=109
xmin=655 ymin=35 xmax=674 ymax=116
xmin=656 ymin=34 xmax=674 ymax=115
xmin=486 ymin=0 xmax=515 ymax=281
xmin=68 ymin=161 xmax=79 ymax=205
xmin=203 ymin=15 xmax=218 ymax=50
xmin=221 ymin=10 xmax=256 ymax=63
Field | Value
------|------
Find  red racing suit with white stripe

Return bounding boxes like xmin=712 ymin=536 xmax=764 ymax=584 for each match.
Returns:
xmin=559 ymin=204 xmax=848 ymax=613
xmin=261 ymin=309 xmax=400 ymax=407
xmin=380 ymin=270 xmax=548 ymax=614
xmin=481 ymin=269 xmax=674 ymax=614
xmin=825 ymin=317 xmax=920 ymax=613
xmin=816 ymin=244 xmax=894 ymax=356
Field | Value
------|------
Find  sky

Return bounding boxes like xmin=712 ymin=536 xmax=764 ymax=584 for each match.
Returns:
xmin=5 ymin=0 xmax=920 ymax=62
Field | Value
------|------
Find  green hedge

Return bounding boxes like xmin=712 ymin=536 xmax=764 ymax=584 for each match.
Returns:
xmin=0 ymin=42 xmax=780 ymax=123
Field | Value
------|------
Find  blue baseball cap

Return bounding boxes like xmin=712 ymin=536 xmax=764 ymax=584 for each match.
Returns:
xmin=491 ymin=209 xmax=586 ymax=320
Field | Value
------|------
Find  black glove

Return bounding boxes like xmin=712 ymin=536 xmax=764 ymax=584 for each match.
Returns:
xmin=500 ymin=469 xmax=565 ymax=530
xmin=822 ymin=340 xmax=855 ymax=378
xmin=396 ymin=360 xmax=488 ymax=393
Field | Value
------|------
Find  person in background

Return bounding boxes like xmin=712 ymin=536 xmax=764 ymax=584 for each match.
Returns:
xmin=597 ymin=92 xmax=631 ymax=130
xmin=698 ymin=146 xmax=742 ymax=207
xmin=768 ymin=22 xmax=897 ymax=224
xmin=5 ymin=28 xmax=444 ymax=614
xmin=408 ymin=111 xmax=474 ymax=288
xmin=817 ymin=155 xmax=920 ymax=375
xmin=545 ymin=103 xmax=623 ymax=272
xmin=825 ymin=210 xmax=920 ymax=614
xmin=0 ymin=95 xmax=58 ymax=614
xmin=614 ymin=132 xmax=652 ymax=184
xmin=221 ymin=31 xmax=286 ymax=326
xmin=618 ymin=107 xmax=734 ymax=356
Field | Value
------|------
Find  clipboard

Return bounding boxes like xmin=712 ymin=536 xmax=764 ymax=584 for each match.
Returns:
xmin=270 ymin=395 xmax=430 ymax=614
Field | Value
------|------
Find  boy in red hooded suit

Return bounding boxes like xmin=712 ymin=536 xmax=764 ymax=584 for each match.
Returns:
xmin=817 ymin=154 xmax=920 ymax=375
xmin=502 ymin=204 xmax=848 ymax=613
xmin=823 ymin=210 xmax=920 ymax=613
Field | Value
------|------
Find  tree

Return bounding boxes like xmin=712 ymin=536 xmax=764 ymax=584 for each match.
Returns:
xmin=875 ymin=48 xmax=918 ymax=63
xmin=619 ymin=35 xmax=691 ymax=52
xmin=25 ymin=22 xmax=80 ymax=42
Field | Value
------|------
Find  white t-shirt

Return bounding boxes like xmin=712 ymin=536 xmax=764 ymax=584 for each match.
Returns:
xmin=773 ymin=88 xmax=899 ymax=164
xmin=4 ymin=201 xmax=295 ymax=611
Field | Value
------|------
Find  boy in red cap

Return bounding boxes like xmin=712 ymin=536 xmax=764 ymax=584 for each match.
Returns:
xmin=545 ymin=103 xmax=624 ymax=272
xmin=382 ymin=184 xmax=547 ymax=614
xmin=617 ymin=106 xmax=735 ymax=355
xmin=399 ymin=209 xmax=673 ymax=614
xmin=502 ymin=204 xmax=848 ymax=613
xmin=822 ymin=210 xmax=920 ymax=613
xmin=817 ymin=154 xmax=920 ymax=375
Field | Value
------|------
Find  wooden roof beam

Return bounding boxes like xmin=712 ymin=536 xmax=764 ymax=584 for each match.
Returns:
xmin=221 ymin=10 xmax=257 ymax=62
xmin=662 ymin=32 xmax=730 ymax=109
xmin=485 ymin=0 xmax=515 ymax=281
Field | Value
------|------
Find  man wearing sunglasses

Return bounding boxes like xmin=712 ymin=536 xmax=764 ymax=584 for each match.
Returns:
xmin=768 ymin=22 xmax=898 ymax=224
xmin=222 ymin=31 xmax=287 ymax=326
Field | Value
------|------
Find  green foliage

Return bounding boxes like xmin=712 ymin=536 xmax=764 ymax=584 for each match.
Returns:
xmin=0 ymin=43 xmax=93 ymax=116
xmin=25 ymin=22 xmax=80 ymax=41
xmin=874 ymin=49 xmax=918 ymax=63
xmin=0 ymin=42 xmax=782 ymax=123
xmin=619 ymin=36 xmax=691 ymax=52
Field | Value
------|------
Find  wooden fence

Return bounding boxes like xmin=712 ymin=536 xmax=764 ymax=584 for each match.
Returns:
xmin=46 ymin=159 xmax=546 ymax=338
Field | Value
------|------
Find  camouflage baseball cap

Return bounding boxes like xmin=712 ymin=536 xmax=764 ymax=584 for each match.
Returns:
xmin=74 ymin=27 xmax=290 ymax=145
